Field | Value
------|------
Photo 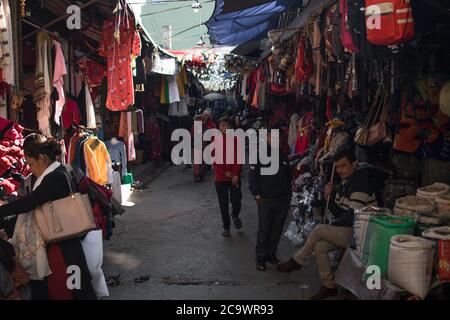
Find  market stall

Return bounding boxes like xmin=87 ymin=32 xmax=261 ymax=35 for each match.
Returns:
xmin=225 ymin=0 xmax=450 ymax=299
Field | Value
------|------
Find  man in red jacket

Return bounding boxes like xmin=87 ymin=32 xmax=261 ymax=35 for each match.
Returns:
xmin=213 ymin=117 xmax=242 ymax=237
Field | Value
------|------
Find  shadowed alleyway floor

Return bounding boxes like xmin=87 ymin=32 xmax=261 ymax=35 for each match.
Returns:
xmin=103 ymin=165 xmax=319 ymax=300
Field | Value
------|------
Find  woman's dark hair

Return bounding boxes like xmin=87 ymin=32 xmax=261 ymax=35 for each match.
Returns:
xmin=23 ymin=133 xmax=62 ymax=162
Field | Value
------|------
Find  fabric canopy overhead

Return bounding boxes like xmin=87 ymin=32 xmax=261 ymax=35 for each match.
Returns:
xmin=206 ymin=0 xmax=297 ymax=46
xmin=222 ymin=0 xmax=275 ymax=14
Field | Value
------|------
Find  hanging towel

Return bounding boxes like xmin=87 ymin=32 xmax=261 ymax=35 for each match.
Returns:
xmin=168 ymin=75 xmax=180 ymax=103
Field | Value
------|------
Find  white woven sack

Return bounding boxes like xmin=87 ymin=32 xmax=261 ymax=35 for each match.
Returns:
xmin=394 ymin=196 xmax=435 ymax=217
xmin=388 ymin=235 xmax=434 ymax=299
xmin=417 ymin=183 xmax=449 ymax=200
xmin=353 ymin=206 xmax=391 ymax=258
xmin=422 ymin=226 xmax=450 ymax=240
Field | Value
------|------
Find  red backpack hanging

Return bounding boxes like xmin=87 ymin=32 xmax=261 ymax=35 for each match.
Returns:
xmin=365 ymin=0 xmax=415 ymax=46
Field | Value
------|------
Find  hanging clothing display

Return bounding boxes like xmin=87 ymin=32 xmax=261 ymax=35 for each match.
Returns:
xmin=168 ymin=75 xmax=180 ymax=103
xmin=136 ymin=109 xmax=144 ymax=133
xmin=84 ymin=82 xmax=96 ymax=129
xmin=34 ymin=31 xmax=53 ymax=137
xmin=0 ymin=0 xmax=14 ymax=85
xmin=52 ymin=40 xmax=67 ymax=125
xmin=98 ymin=14 xmax=140 ymax=111
xmin=77 ymin=58 xmax=106 ymax=88
xmin=176 ymin=67 xmax=188 ymax=97
xmin=67 ymin=130 xmax=111 ymax=185
xmin=144 ymin=116 xmax=161 ymax=161
xmin=61 ymin=98 xmax=81 ymax=129
xmin=84 ymin=136 xmax=112 ymax=186
xmin=118 ymin=112 xmax=136 ymax=161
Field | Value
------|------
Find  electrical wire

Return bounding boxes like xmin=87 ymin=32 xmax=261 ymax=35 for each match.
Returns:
xmin=140 ymin=0 xmax=214 ymax=16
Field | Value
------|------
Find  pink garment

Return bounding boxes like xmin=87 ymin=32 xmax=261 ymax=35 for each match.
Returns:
xmin=52 ymin=40 xmax=67 ymax=125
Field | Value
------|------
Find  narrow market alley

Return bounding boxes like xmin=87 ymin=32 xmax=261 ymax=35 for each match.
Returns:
xmin=103 ymin=165 xmax=317 ymax=300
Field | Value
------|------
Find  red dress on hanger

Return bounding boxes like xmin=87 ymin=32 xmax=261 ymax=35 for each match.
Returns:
xmin=99 ymin=15 xmax=140 ymax=111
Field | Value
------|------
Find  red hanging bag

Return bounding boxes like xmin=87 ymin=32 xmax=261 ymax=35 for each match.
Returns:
xmin=365 ymin=0 xmax=415 ymax=46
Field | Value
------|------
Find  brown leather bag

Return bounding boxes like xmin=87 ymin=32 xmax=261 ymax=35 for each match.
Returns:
xmin=366 ymin=89 xmax=389 ymax=145
xmin=355 ymin=87 xmax=388 ymax=146
xmin=34 ymin=169 xmax=96 ymax=243
xmin=355 ymin=88 xmax=380 ymax=145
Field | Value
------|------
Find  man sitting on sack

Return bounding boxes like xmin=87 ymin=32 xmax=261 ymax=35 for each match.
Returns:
xmin=276 ymin=147 xmax=378 ymax=300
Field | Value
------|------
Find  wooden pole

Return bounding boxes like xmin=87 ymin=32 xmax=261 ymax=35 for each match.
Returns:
xmin=324 ymin=162 xmax=336 ymax=225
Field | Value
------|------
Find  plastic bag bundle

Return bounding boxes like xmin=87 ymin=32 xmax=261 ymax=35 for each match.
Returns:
xmin=284 ymin=221 xmax=305 ymax=247
xmin=388 ymin=235 xmax=434 ymax=299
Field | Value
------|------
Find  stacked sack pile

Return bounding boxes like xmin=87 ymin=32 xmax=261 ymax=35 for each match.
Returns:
xmin=354 ymin=201 xmax=448 ymax=299
xmin=0 ymin=117 xmax=31 ymax=198
xmin=358 ymin=183 xmax=450 ymax=299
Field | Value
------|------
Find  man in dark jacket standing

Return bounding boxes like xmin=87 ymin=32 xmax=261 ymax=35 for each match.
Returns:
xmin=249 ymin=128 xmax=292 ymax=271
xmin=276 ymin=147 xmax=377 ymax=300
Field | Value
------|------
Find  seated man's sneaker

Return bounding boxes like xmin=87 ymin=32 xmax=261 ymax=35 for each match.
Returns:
xmin=308 ymin=286 xmax=338 ymax=300
xmin=275 ymin=258 xmax=302 ymax=272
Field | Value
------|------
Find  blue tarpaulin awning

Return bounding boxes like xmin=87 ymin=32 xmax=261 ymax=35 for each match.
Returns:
xmin=206 ymin=0 xmax=297 ymax=46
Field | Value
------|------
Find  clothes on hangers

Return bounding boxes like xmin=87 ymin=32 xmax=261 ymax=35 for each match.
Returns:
xmin=52 ymin=40 xmax=67 ymax=125
xmin=144 ymin=115 xmax=161 ymax=160
xmin=67 ymin=129 xmax=111 ymax=185
xmin=0 ymin=0 xmax=15 ymax=85
xmin=118 ymin=112 xmax=136 ymax=161
xmin=99 ymin=14 xmax=140 ymax=111
xmin=61 ymin=98 xmax=81 ymax=129
xmin=77 ymin=57 xmax=106 ymax=88
xmin=34 ymin=31 xmax=53 ymax=137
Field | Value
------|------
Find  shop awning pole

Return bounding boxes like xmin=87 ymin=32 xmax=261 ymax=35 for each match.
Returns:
xmin=21 ymin=0 xmax=99 ymax=41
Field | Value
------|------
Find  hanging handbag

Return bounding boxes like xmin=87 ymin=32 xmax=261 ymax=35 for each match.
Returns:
xmin=355 ymin=87 xmax=381 ymax=145
xmin=366 ymin=88 xmax=389 ymax=145
xmin=34 ymin=170 xmax=96 ymax=243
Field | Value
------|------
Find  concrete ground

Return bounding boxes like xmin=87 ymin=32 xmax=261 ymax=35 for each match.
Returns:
xmin=103 ymin=164 xmax=320 ymax=300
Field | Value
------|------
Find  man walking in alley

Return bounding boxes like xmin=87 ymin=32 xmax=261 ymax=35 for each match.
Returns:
xmin=213 ymin=117 xmax=243 ymax=237
xmin=249 ymin=127 xmax=292 ymax=271
xmin=275 ymin=147 xmax=377 ymax=300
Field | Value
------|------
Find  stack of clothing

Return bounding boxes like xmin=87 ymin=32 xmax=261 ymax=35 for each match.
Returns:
xmin=0 ymin=117 xmax=31 ymax=197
